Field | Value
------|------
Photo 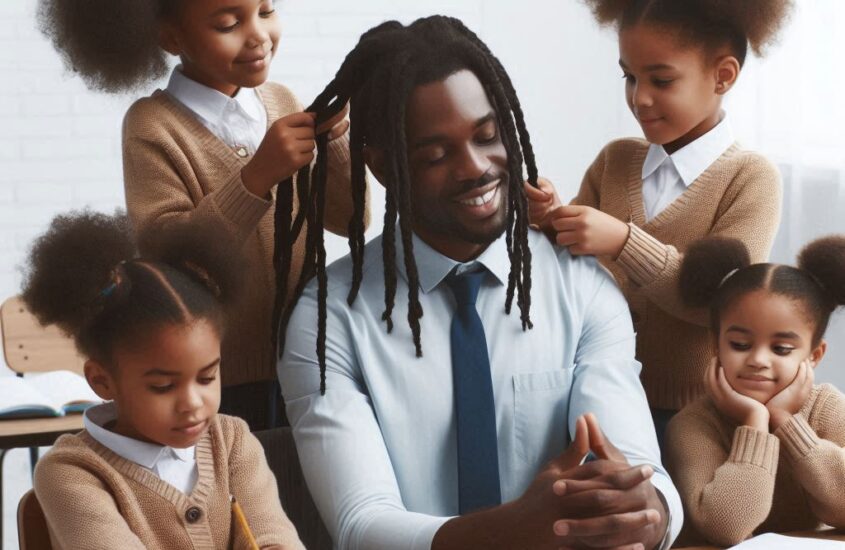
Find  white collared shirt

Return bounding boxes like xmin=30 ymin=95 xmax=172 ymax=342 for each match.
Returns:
xmin=165 ymin=66 xmax=267 ymax=155
xmin=83 ymin=402 xmax=198 ymax=495
xmin=641 ymin=115 xmax=735 ymax=221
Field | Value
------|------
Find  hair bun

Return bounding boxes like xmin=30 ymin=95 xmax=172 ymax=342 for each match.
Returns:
xmin=679 ymin=237 xmax=751 ymax=308
xmin=798 ymin=235 xmax=845 ymax=307
xmin=21 ymin=210 xmax=136 ymax=337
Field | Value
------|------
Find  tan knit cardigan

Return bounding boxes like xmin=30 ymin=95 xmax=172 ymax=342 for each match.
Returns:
xmin=573 ymin=138 xmax=782 ymax=409
xmin=665 ymin=384 xmax=845 ymax=547
xmin=123 ymin=82 xmax=363 ymax=387
xmin=33 ymin=414 xmax=305 ymax=550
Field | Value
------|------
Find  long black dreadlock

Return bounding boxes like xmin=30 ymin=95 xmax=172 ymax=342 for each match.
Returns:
xmin=273 ymin=16 xmax=540 ymax=394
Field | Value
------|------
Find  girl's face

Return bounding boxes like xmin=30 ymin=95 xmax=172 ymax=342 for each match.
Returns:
xmin=717 ymin=290 xmax=825 ymax=404
xmin=162 ymin=0 xmax=280 ymax=96
xmin=618 ymin=23 xmax=729 ymax=153
xmin=87 ymin=319 xmax=222 ymax=448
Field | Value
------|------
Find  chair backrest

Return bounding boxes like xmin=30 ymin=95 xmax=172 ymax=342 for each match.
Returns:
xmin=18 ymin=489 xmax=52 ymax=550
xmin=253 ymin=427 xmax=333 ymax=550
xmin=0 ymin=296 xmax=85 ymax=375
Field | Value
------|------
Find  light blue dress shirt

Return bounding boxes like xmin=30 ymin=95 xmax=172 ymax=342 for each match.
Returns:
xmin=279 ymin=228 xmax=682 ymax=550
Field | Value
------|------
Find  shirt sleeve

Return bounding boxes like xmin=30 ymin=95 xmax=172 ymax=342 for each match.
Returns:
xmin=613 ymin=155 xmax=782 ymax=327
xmin=226 ymin=417 xmax=306 ymax=550
xmin=34 ymin=451 xmax=148 ymax=550
xmin=278 ymin=285 xmax=449 ymax=550
xmin=566 ymin=254 xmax=683 ymax=547
xmin=665 ymin=412 xmax=779 ymax=547
xmin=775 ymin=387 xmax=845 ymax=529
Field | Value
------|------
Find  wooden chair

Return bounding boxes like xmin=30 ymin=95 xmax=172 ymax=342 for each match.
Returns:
xmin=254 ymin=427 xmax=333 ymax=550
xmin=17 ymin=489 xmax=52 ymax=550
xmin=0 ymin=296 xmax=86 ymax=543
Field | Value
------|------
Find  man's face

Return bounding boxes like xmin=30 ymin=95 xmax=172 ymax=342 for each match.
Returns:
xmin=403 ymin=69 xmax=510 ymax=261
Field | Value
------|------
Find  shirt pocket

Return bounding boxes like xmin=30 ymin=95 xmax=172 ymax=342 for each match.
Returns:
xmin=513 ymin=368 xmax=574 ymax=468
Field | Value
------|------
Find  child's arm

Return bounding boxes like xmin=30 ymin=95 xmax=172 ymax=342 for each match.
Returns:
xmin=665 ymin=409 xmax=778 ymax=547
xmin=774 ymin=385 xmax=845 ymax=529
xmin=547 ymin=154 xmax=781 ymax=326
xmin=226 ymin=416 xmax=306 ymax=550
xmin=33 ymin=452 xmax=147 ymax=549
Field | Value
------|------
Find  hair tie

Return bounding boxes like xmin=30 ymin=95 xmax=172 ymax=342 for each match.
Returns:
xmin=719 ymin=268 xmax=740 ymax=288
xmin=99 ymin=260 xmax=128 ymax=298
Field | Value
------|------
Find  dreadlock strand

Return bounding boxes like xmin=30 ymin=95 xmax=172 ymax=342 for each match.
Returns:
xmin=314 ymin=133 xmax=330 ymax=394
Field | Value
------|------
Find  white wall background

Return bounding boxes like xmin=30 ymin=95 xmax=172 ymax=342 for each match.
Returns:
xmin=2 ymin=1 xmax=845 ymax=547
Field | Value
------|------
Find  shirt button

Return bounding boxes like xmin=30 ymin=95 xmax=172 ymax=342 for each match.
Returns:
xmin=185 ymin=506 xmax=202 ymax=523
xmin=235 ymin=146 xmax=248 ymax=158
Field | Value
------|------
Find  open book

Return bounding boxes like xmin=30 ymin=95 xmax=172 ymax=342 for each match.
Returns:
xmin=0 ymin=370 xmax=102 ymax=419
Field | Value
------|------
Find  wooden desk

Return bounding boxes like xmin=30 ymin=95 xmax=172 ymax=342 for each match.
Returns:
xmin=0 ymin=415 xmax=83 ymax=543
xmin=677 ymin=528 xmax=845 ymax=549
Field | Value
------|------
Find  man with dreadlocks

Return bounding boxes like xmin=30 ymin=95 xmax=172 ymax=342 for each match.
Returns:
xmin=277 ymin=16 xmax=681 ymax=550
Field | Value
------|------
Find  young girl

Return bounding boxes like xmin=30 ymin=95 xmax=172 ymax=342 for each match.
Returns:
xmin=22 ymin=211 xmax=305 ymax=550
xmin=526 ymin=0 xmax=793 ymax=439
xmin=665 ymin=236 xmax=845 ymax=547
xmin=37 ymin=0 xmax=364 ymax=429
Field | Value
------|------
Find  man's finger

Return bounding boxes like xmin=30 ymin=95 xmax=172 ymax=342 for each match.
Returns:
xmin=555 ymin=415 xmax=590 ymax=473
xmin=554 ymin=509 xmax=660 ymax=538
xmin=586 ymin=413 xmax=626 ymax=463
xmin=560 ymin=465 xmax=652 ymax=495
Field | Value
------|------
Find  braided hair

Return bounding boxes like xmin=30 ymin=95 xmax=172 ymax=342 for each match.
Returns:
xmin=272 ymin=16 xmax=540 ymax=394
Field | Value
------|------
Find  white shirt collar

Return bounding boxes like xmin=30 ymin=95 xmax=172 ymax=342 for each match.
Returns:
xmin=165 ymin=66 xmax=264 ymax=126
xmin=83 ymin=402 xmax=194 ymax=469
xmin=641 ymin=114 xmax=735 ymax=186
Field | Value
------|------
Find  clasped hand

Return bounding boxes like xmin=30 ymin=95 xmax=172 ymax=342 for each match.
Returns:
xmin=518 ymin=413 xmax=667 ymax=550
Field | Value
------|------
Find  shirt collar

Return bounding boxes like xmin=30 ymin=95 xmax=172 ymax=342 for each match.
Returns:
xmin=165 ymin=66 xmax=263 ymax=125
xmin=83 ymin=402 xmax=194 ymax=468
xmin=394 ymin=226 xmax=510 ymax=293
xmin=641 ymin=113 xmax=735 ymax=186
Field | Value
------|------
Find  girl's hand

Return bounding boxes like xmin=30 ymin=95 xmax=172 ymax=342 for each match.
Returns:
xmin=315 ymin=102 xmax=350 ymax=142
xmin=551 ymin=205 xmax=631 ymax=258
xmin=524 ymin=178 xmax=562 ymax=238
xmin=705 ymin=359 xmax=770 ymax=432
xmin=242 ymin=112 xmax=317 ymax=198
xmin=766 ymin=359 xmax=815 ymax=431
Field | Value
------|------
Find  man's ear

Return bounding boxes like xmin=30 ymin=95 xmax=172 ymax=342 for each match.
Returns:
xmin=713 ymin=55 xmax=740 ymax=95
xmin=363 ymin=145 xmax=387 ymax=188
xmin=159 ymin=22 xmax=181 ymax=56
xmin=84 ymin=359 xmax=118 ymax=401
xmin=810 ymin=339 xmax=827 ymax=368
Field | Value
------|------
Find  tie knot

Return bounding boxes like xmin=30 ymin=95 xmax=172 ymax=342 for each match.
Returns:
xmin=446 ymin=269 xmax=486 ymax=307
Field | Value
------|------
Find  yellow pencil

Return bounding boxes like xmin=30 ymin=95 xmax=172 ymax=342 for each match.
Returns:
xmin=231 ymin=495 xmax=259 ymax=550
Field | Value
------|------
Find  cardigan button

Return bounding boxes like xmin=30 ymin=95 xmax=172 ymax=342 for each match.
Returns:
xmin=185 ymin=506 xmax=202 ymax=523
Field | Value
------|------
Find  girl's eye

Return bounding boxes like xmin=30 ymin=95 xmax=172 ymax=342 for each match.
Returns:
xmin=216 ymin=20 xmax=239 ymax=33
xmin=652 ymin=78 xmax=673 ymax=88
xmin=622 ymin=73 xmax=635 ymax=83
xmin=149 ymin=385 xmax=173 ymax=394
xmin=259 ymin=9 xmax=276 ymax=17
xmin=773 ymin=346 xmax=795 ymax=356
xmin=729 ymin=341 xmax=751 ymax=351
xmin=198 ymin=377 xmax=217 ymax=385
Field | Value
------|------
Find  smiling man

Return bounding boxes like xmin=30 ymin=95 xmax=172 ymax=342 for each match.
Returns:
xmin=278 ymin=16 xmax=682 ymax=550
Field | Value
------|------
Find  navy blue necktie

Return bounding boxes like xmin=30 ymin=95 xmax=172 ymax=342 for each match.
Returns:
xmin=446 ymin=269 xmax=501 ymax=514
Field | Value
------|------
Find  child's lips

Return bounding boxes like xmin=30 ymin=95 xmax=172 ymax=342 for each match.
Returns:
xmin=174 ymin=419 xmax=207 ymax=436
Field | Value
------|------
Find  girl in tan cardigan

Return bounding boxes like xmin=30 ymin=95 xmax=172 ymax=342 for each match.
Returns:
xmin=526 ymin=0 xmax=793 ymax=443
xmin=21 ymin=211 xmax=304 ymax=550
xmin=37 ymin=0 xmax=363 ymax=429
xmin=665 ymin=236 xmax=845 ymax=547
